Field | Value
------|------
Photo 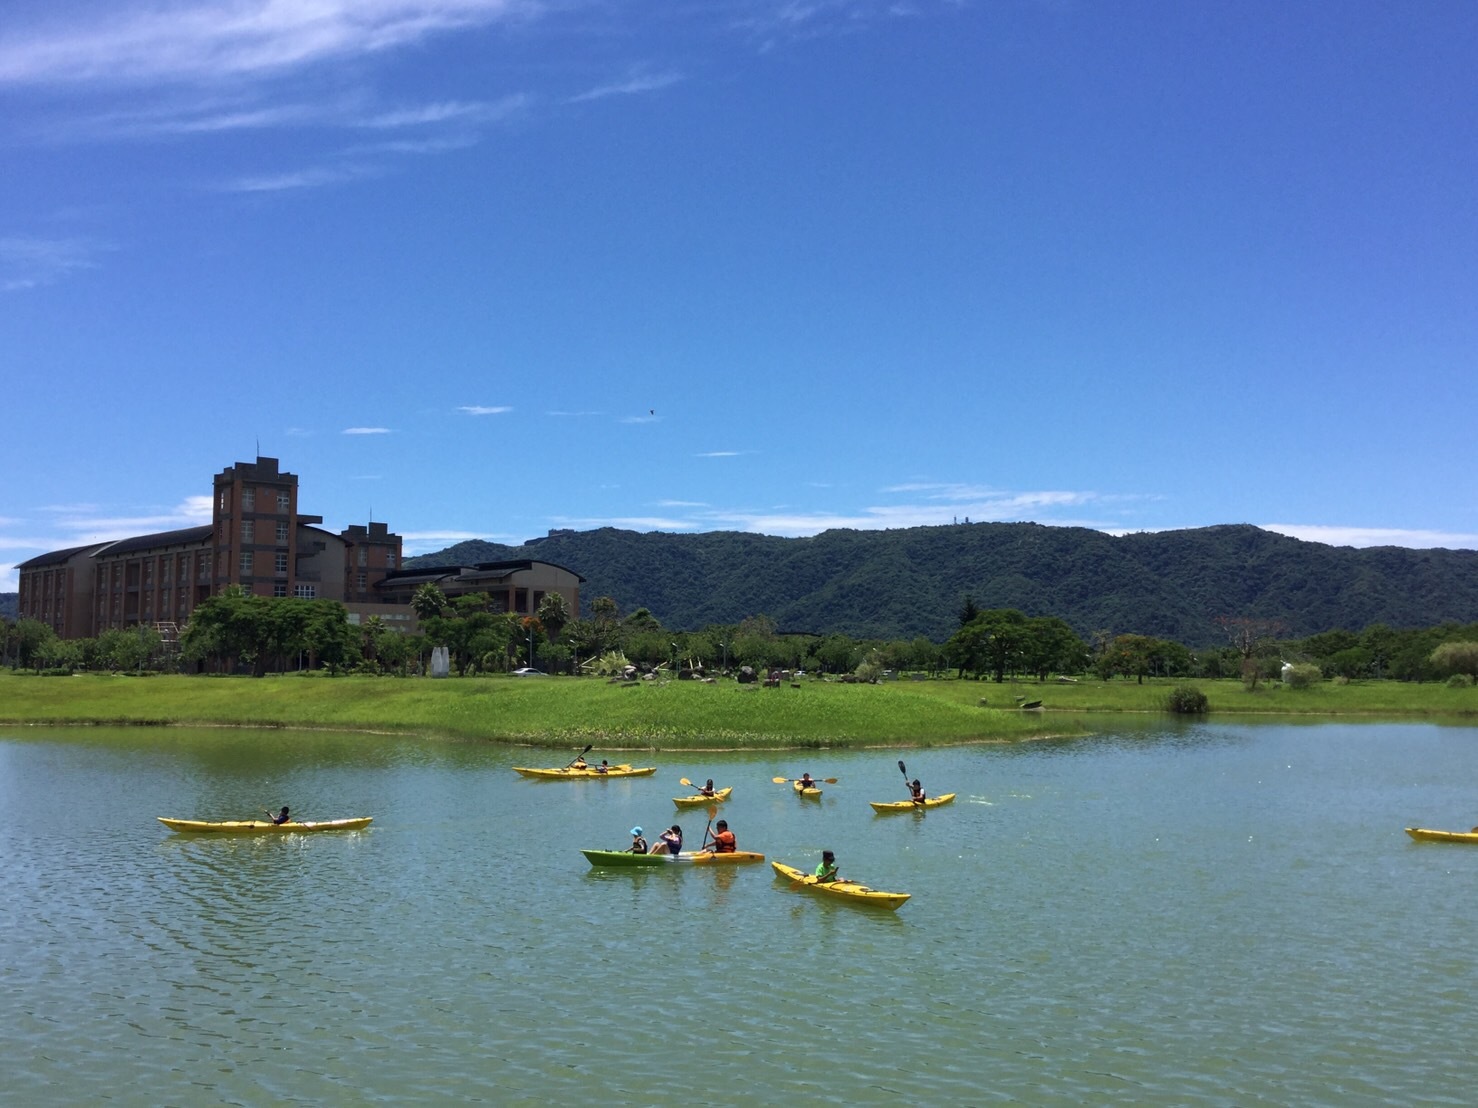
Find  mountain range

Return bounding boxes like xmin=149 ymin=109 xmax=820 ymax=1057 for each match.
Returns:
xmin=404 ymin=523 xmax=1478 ymax=648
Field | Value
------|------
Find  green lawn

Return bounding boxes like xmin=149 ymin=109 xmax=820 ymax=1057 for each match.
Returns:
xmin=1 ymin=671 xmax=1471 ymax=749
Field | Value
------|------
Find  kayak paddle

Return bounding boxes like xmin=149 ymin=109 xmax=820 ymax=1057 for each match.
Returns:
xmin=773 ymin=776 xmax=839 ymax=785
xmin=564 ymin=743 xmax=593 ymax=768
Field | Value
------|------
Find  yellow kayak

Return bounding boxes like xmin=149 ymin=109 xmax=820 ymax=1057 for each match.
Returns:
xmin=870 ymin=793 xmax=957 ymax=814
xmin=158 ymin=817 xmax=372 ymax=834
xmin=771 ymin=862 xmax=909 ymax=909
xmin=513 ymin=765 xmax=656 ymax=779
xmin=793 ymin=781 xmax=822 ymax=799
xmin=673 ymin=787 xmax=732 ymax=807
xmin=1406 ymin=827 xmax=1478 ymax=844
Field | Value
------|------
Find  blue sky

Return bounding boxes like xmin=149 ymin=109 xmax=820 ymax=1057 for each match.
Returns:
xmin=4 ymin=0 xmax=1477 ymax=592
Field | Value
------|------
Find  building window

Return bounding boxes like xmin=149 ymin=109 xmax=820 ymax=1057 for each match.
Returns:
xmin=242 ymin=487 xmax=255 ymax=510
xmin=274 ymin=552 xmax=289 ymax=574
xmin=276 ymin=521 xmax=289 ymax=542
xmin=277 ymin=491 xmax=290 ymax=512
xmin=358 ymin=546 xmax=367 ymax=567
xmin=273 ymin=584 xmax=288 ymax=597
xmin=239 ymin=551 xmax=253 ymax=575
xmin=356 ymin=572 xmax=367 ymax=589
xmin=241 ymin=520 xmax=254 ymax=543
xmin=294 ymin=584 xmax=316 ymax=599
xmin=387 ymin=551 xmax=396 ymax=569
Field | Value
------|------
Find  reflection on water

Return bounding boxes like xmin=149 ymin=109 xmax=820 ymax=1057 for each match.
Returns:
xmin=5 ymin=723 xmax=1478 ymax=1104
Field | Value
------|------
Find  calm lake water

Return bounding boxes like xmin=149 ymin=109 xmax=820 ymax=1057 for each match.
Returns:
xmin=4 ymin=719 xmax=1478 ymax=1106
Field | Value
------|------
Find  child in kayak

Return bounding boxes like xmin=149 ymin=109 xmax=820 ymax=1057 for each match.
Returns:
xmin=813 ymin=850 xmax=839 ymax=883
xmin=628 ymin=827 xmax=648 ymax=854
xmin=267 ymin=806 xmax=291 ymax=825
xmin=595 ymin=760 xmax=610 ymax=774
xmin=699 ymin=779 xmax=717 ymax=798
xmin=797 ymin=773 xmax=816 ymax=790
xmin=707 ymin=819 xmax=736 ymax=853
xmin=908 ymin=779 xmax=927 ymax=804
xmin=656 ymin=825 xmax=683 ymax=855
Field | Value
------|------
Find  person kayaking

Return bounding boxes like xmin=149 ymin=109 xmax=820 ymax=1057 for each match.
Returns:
xmin=908 ymin=778 xmax=927 ymax=804
xmin=571 ymin=755 xmax=589 ymax=770
xmin=628 ymin=827 xmax=648 ymax=854
xmin=656 ymin=824 xmax=683 ymax=855
xmin=706 ymin=819 xmax=736 ymax=853
xmin=797 ymin=773 xmax=816 ymax=790
xmin=268 ymin=806 xmax=291 ymax=825
xmin=595 ymin=760 xmax=610 ymax=774
xmin=813 ymin=850 xmax=839 ymax=883
xmin=698 ymin=778 xmax=717 ymax=798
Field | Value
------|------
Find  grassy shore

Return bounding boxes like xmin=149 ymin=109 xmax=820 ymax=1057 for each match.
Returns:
xmin=1 ymin=671 xmax=1472 ymax=749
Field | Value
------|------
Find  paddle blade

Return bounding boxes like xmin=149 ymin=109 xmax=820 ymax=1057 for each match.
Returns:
xmin=680 ymin=778 xmax=693 ymax=787
xmin=823 ymin=778 xmax=839 ymax=784
xmin=773 ymin=776 xmax=791 ymax=784
xmin=898 ymin=760 xmax=908 ymax=778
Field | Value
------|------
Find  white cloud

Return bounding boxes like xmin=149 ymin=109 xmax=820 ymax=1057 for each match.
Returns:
xmin=568 ymin=70 xmax=682 ymax=103
xmin=0 ymin=1 xmax=535 ymax=88
xmin=620 ymin=413 xmax=660 ymax=424
xmin=695 ymin=450 xmax=743 ymax=458
xmin=360 ymin=97 xmax=524 ymax=128
xmin=342 ymin=426 xmax=393 ymax=434
xmin=224 ymin=163 xmax=376 ymax=192
xmin=0 ymin=235 xmax=111 ymax=291
xmin=458 ymin=405 xmax=513 ymax=415
xmin=1260 ymin=524 xmax=1478 ymax=551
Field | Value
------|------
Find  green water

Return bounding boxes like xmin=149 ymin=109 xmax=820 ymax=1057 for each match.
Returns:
xmin=4 ymin=721 xmax=1477 ymax=1105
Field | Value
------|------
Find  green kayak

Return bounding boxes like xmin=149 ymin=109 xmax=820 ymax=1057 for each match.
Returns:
xmin=581 ymin=849 xmax=766 ymax=867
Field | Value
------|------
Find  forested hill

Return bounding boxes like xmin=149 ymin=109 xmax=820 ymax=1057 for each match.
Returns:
xmin=0 ymin=594 xmax=16 ymax=622
xmin=408 ymin=523 xmax=1478 ymax=647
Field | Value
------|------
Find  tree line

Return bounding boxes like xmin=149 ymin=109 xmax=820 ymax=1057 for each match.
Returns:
xmin=6 ymin=585 xmax=1478 ymax=685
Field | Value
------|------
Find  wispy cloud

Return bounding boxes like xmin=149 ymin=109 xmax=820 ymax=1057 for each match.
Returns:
xmin=0 ymin=235 xmax=111 ymax=291
xmin=224 ymin=162 xmax=379 ymax=192
xmin=620 ymin=413 xmax=660 ymax=424
xmin=695 ymin=450 xmax=744 ymax=458
xmin=568 ymin=69 xmax=682 ymax=104
xmin=0 ymin=1 xmax=537 ymax=88
xmin=458 ymin=405 xmax=513 ymax=415
xmin=1260 ymin=524 xmax=1478 ymax=551
xmin=343 ymin=426 xmax=393 ymax=435
xmin=360 ymin=97 xmax=525 ymax=129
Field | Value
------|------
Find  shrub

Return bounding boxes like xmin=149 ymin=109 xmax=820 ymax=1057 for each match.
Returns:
xmin=1446 ymin=673 xmax=1475 ymax=688
xmin=1165 ymin=684 xmax=1208 ymax=714
xmin=1283 ymin=663 xmax=1321 ymax=689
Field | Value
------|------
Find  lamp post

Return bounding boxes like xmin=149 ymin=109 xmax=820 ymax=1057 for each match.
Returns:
xmin=527 ymin=623 xmax=536 ymax=670
xmin=670 ymin=642 xmax=678 ymax=674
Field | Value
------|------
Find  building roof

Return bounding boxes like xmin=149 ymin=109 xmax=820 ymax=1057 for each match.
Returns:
xmin=16 ymin=541 xmax=111 ymax=569
xmin=376 ymin=559 xmax=586 ymax=592
xmin=93 ymin=525 xmax=215 ymax=558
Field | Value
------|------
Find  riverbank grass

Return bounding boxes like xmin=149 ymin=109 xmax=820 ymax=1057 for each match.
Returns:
xmin=3 ymin=672 xmax=1470 ymax=748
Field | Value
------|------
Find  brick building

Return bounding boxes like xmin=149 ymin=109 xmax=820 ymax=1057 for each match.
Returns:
xmin=17 ymin=456 xmax=583 ymax=641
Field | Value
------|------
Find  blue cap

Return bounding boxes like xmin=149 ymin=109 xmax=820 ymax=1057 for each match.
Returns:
xmin=631 ymin=826 xmax=642 ymax=836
